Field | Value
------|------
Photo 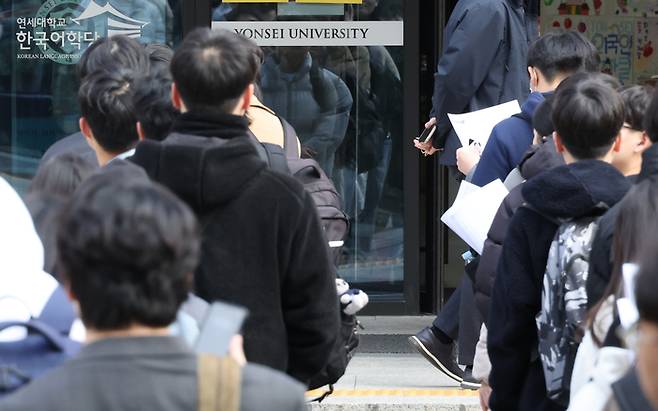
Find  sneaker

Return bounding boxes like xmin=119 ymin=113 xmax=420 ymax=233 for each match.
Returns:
xmin=408 ymin=327 xmax=464 ymax=383
xmin=460 ymin=367 xmax=481 ymax=390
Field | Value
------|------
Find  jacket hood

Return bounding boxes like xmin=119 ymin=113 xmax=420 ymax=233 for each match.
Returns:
xmin=263 ymin=53 xmax=312 ymax=83
xmin=0 ymin=178 xmax=58 ymax=341
xmin=638 ymin=143 xmax=658 ymax=182
xmin=522 ymin=160 xmax=630 ymax=219
xmin=520 ymin=91 xmax=549 ymax=119
xmin=132 ymin=114 xmax=266 ymax=212
xmin=519 ymin=137 xmax=564 ymax=180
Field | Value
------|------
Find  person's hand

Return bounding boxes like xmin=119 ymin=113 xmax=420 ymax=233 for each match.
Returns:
xmin=228 ymin=335 xmax=247 ymax=366
xmin=415 ymin=117 xmax=441 ymax=156
xmin=479 ymin=382 xmax=492 ymax=411
xmin=456 ymin=144 xmax=481 ymax=175
xmin=414 ymin=139 xmax=440 ymax=156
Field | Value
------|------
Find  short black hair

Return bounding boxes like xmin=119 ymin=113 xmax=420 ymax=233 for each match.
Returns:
xmin=552 ymin=72 xmax=625 ymax=160
xmin=133 ymin=73 xmax=179 ymax=141
xmin=78 ymin=69 xmax=139 ymax=153
xmin=171 ymin=28 xmax=260 ymax=113
xmin=78 ymin=36 xmax=149 ymax=80
xmin=528 ymin=31 xmax=600 ymax=82
xmin=57 ymin=175 xmax=200 ymax=330
xmin=620 ymin=85 xmax=654 ymax=132
xmin=144 ymin=43 xmax=174 ymax=78
xmin=29 ymin=153 xmax=95 ymax=198
xmin=642 ymin=88 xmax=658 ymax=143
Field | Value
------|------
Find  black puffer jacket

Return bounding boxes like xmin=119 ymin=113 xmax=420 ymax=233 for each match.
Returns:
xmin=587 ymin=143 xmax=658 ymax=308
xmin=474 ymin=140 xmax=563 ymax=321
xmin=488 ymin=160 xmax=630 ymax=411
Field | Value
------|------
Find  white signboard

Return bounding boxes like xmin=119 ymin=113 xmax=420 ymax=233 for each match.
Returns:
xmin=212 ymin=21 xmax=404 ymax=46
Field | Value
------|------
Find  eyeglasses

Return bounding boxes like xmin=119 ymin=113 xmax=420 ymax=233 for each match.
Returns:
xmin=622 ymin=123 xmax=642 ymax=132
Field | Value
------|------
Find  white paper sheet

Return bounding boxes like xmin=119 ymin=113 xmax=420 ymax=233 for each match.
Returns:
xmin=440 ymin=179 xmax=509 ymax=255
xmin=454 ymin=180 xmax=478 ymax=205
xmin=448 ymin=100 xmax=522 ymax=148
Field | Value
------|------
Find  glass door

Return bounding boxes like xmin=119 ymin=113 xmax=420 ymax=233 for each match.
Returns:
xmin=212 ymin=0 xmax=409 ymax=305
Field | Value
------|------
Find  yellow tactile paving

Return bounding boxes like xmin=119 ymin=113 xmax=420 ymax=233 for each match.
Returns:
xmin=306 ymin=388 xmax=479 ymax=398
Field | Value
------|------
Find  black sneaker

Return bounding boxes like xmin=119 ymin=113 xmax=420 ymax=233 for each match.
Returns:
xmin=408 ymin=327 xmax=464 ymax=383
xmin=460 ymin=367 xmax=481 ymax=390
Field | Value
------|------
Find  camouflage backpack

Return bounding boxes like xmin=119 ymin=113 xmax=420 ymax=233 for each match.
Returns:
xmin=536 ymin=216 xmax=599 ymax=407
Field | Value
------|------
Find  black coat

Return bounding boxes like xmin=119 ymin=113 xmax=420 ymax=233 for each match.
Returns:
xmin=587 ymin=144 xmax=658 ymax=308
xmin=431 ymin=0 xmax=529 ymax=165
xmin=474 ymin=141 xmax=563 ymax=321
xmin=131 ymin=112 xmax=339 ymax=385
xmin=488 ymin=160 xmax=630 ymax=411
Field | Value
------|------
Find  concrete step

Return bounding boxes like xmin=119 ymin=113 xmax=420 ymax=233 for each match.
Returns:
xmin=357 ymin=316 xmax=434 ymax=354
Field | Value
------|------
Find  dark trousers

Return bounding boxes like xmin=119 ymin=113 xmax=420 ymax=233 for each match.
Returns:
xmin=432 ymin=275 xmax=482 ymax=366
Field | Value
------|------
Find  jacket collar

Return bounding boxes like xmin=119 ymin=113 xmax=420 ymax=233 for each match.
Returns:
xmin=171 ymin=111 xmax=249 ymax=140
xmin=78 ymin=336 xmax=191 ymax=359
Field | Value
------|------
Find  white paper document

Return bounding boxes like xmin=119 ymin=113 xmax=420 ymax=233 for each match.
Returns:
xmin=441 ymin=180 xmax=509 ymax=255
xmin=448 ymin=100 xmax=522 ymax=148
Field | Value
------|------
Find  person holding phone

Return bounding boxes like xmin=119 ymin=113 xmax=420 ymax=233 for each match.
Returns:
xmin=414 ymin=0 xmax=530 ymax=168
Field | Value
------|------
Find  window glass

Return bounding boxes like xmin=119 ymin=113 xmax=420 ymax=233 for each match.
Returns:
xmin=0 ymin=0 xmax=182 ymax=190
xmin=213 ymin=0 xmax=405 ymax=299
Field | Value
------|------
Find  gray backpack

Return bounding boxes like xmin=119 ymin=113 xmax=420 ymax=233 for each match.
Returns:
xmin=536 ymin=216 xmax=599 ymax=406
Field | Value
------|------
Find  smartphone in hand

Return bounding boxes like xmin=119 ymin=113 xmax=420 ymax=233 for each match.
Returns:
xmin=194 ymin=301 xmax=248 ymax=356
xmin=416 ymin=125 xmax=437 ymax=144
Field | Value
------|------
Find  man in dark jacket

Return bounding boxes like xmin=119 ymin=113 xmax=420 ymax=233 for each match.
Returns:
xmin=470 ymin=31 xmax=600 ymax=187
xmin=39 ymin=36 xmax=150 ymax=168
xmin=131 ymin=28 xmax=339 ymax=385
xmin=488 ymin=74 xmax=631 ymax=410
xmin=474 ymin=137 xmax=563 ymax=321
xmin=587 ymin=87 xmax=658 ymax=309
xmin=414 ymin=0 xmax=529 ymax=165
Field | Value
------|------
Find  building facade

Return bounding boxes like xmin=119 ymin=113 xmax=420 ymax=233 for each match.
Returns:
xmin=3 ymin=0 xmax=654 ymax=315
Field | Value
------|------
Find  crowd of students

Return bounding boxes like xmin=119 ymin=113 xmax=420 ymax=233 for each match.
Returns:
xmin=0 ymin=29 xmax=345 ymax=410
xmin=410 ymin=28 xmax=658 ymax=411
xmin=1 ymin=19 xmax=658 ymax=411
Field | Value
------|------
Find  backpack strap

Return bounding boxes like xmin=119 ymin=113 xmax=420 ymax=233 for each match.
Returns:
xmin=37 ymin=286 xmax=76 ymax=335
xmin=277 ymin=115 xmax=300 ymax=159
xmin=197 ymin=354 xmax=241 ymax=411
xmin=262 ymin=143 xmax=290 ymax=174
xmin=0 ymin=319 xmax=79 ymax=355
xmin=246 ymin=130 xmax=290 ymax=174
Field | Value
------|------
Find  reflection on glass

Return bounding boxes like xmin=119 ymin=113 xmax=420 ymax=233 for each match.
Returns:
xmin=214 ymin=0 xmax=405 ymax=299
xmin=260 ymin=47 xmax=352 ymax=176
xmin=0 ymin=0 xmax=181 ymax=189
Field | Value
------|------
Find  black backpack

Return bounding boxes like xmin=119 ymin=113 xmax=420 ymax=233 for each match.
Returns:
xmin=247 ymin=116 xmax=349 ymax=263
xmin=248 ymin=117 xmax=359 ymax=396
